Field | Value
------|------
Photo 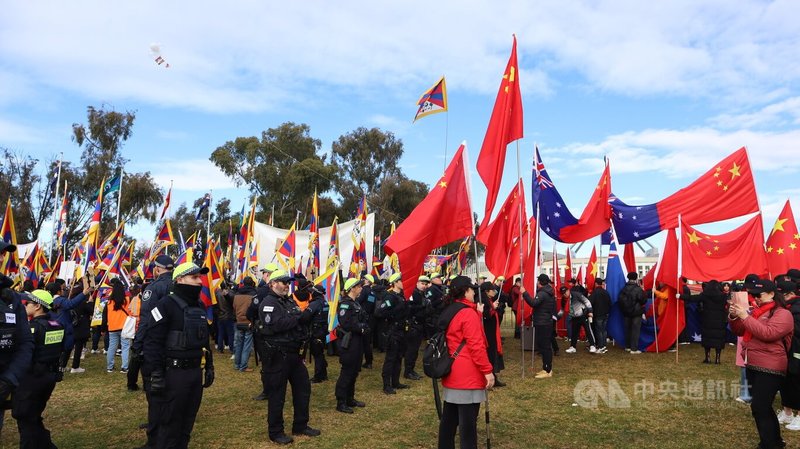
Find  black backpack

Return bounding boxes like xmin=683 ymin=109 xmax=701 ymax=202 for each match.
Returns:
xmin=423 ymin=302 xmax=468 ymax=379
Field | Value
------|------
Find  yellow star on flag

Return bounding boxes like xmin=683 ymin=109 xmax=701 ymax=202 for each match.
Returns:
xmin=729 ymin=162 xmax=741 ymax=178
xmin=687 ymin=231 xmax=701 ymax=245
xmin=791 ymin=243 xmax=798 ymax=250
xmin=706 ymin=251 xmax=712 ymax=256
xmin=794 ymin=233 xmax=800 ymax=240
xmin=714 ymin=246 xmax=720 ymax=251
xmin=772 ymin=218 xmax=788 ymax=235
xmin=767 ymin=246 xmax=774 ymax=253
xmin=777 ymin=247 xmax=785 ymax=255
xmin=438 ymin=180 xmax=447 ymax=188
xmin=723 ymin=185 xmax=729 ymax=191
xmin=716 ymin=180 xmax=722 ymax=186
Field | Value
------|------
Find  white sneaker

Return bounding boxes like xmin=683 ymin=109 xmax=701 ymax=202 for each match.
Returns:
xmin=625 ymin=348 xmax=631 ymax=352
xmin=70 ymin=368 xmax=86 ymax=374
xmin=230 ymin=355 xmax=235 ymax=360
xmin=778 ymin=409 xmax=794 ymax=424
xmin=565 ymin=347 xmax=577 ymax=354
xmin=589 ymin=346 xmax=597 ymax=353
xmin=630 ymin=350 xmax=642 ymax=354
xmin=787 ymin=415 xmax=800 ymax=430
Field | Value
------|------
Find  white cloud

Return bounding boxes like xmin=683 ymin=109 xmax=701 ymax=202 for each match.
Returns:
xmin=143 ymin=159 xmax=238 ymax=192
xmin=711 ymin=97 xmax=800 ymax=129
xmin=0 ymin=117 xmax=42 ymax=144
xmin=1 ymin=1 xmax=799 ymax=113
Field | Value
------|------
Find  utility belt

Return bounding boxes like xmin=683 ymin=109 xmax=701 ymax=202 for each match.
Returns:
xmin=166 ymin=357 xmax=202 ymax=369
xmin=31 ymin=361 xmax=60 ymax=376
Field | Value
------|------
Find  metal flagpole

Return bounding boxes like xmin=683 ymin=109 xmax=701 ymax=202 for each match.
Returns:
xmin=116 ymin=168 xmax=124 ymax=228
xmin=49 ymin=153 xmax=64 ymax=261
xmin=207 ymin=190 xmax=213 ymax=250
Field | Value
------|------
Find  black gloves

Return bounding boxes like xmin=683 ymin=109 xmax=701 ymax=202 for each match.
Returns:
xmin=150 ymin=371 xmax=166 ymax=395
xmin=203 ymin=367 xmax=215 ymax=388
xmin=360 ymin=323 xmax=371 ymax=335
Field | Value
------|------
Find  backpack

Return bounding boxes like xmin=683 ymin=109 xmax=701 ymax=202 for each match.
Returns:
xmin=423 ymin=302 xmax=468 ymax=379
xmin=618 ymin=284 xmax=639 ymax=316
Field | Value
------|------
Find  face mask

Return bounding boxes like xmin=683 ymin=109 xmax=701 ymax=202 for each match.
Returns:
xmin=173 ymin=283 xmax=202 ymax=301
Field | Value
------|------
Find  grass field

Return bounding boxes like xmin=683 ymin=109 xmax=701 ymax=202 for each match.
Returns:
xmin=0 ymin=321 xmax=796 ymax=449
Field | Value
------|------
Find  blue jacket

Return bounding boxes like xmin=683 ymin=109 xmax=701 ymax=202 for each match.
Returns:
xmin=52 ymin=292 xmax=88 ymax=351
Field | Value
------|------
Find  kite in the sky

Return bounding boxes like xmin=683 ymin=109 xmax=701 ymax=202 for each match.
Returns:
xmin=150 ymin=43 xmax=171 ymax=68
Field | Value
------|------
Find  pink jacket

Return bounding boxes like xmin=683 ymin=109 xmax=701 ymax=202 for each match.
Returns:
xmin=442 ymin=299 xmax=494 ymax=390
xmin=729 ymin=307 xmax=793 ymax=374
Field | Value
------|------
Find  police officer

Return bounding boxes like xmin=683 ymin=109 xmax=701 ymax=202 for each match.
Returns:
xmin=0 ymin=241 xmax=34 ymax=427
xmin=251 ymin=263 xmax=279 ymax=401
xmin=14 ymin=289 xmax=64 ymax=449
xmin=256 ymin=270 xmax=322 ymax=445
xmin=132 ymin=254 xmax=174 ymax=448
xmin=379 ymin=272 xmax=408 ymax=394
xmin=335 ymin=278 xmax=370 ymax=413
xmin=144 ymin=262 xmax=214 ymax=449
xmin=309 ymin=285 xmax=329 ymax=383
xmin=403 ymin=275 xmax=429 ymax=381
xmin=357 ymin=274 xmax=376 ymax=369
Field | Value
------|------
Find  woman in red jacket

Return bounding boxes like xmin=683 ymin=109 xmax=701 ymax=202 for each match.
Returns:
xmin=438 ymin=276 xmax=494 ymax=449
xmin=729 ymin=278 xmax=793 ymax=449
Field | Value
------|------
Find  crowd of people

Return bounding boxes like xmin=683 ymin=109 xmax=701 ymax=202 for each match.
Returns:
xmin=4 ymin=232 xmax=800 ymax=449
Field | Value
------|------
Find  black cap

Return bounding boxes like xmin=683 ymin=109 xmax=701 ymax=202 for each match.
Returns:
xmin=595 ymin=277 xmax=605 ymax=285
xmin=450 ymin=275 xmax=477 ymax=291
xmin=777 ymin=280 xmax=797 ymax=295
xmin=559 ymin=286 xmax=568 ymax=293
xmin=0 ymin=241 xmax=16 ymax=254
xmin=748 ymin=279 xmax=776 ymax=296
xmin=743 ymin=273 xmax=760 ymax=289
xmin=242 ymin=277 xmax=256 ymax=287
xmin=787 ymin=269 xmax=800 ymax=282
xmin=537 ymin=274 xmax=551 ymax=285
xmin=154 ymin=255 xmax=175 ymax=270
xmin=479 ymin=281 xmax=495 ymax=292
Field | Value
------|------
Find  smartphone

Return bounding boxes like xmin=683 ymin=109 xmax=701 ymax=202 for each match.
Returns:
xmin=730 ymin=291 xmax=749 ymax=309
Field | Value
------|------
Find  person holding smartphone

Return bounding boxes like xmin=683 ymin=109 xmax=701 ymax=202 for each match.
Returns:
xmin=729 ymin=279 xmax=793 ymax=449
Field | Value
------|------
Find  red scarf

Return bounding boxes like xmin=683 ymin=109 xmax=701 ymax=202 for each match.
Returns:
xmin=744 ymin=301 xmax=776 ymax=342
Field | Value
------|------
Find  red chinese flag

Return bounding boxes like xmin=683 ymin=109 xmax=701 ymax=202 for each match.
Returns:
xmin=680 ymin=214 xmax=768 ymax=281
xmin=479 ymin=180 xmax=526 ymax=276
xmin=385 ymin=143 xmax=474 ymax=297
xmin=623 ymin=243 xmax=636 ymax=280
xmin=585 ymin=246 xmax=598 ymax=293
xmin=560 ymin=161 xmax=612 ymax=242
xmin=657 ymin=229 xmax=680 ymax=289
xmin=564 ymin=247 xmax=573 ymax=281
xmin=645 ymin=229 xmax=685 ymax=352
xmin=477 ymin=35 xmax=523 ymax=229
xmin=765 ymin=200 xmax=800 ymax=277
xmin=657 ymin=147 xmax=759 ymax=229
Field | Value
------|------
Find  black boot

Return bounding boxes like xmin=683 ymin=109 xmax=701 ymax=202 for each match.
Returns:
xmin=702 ymin=348 xmax=710 ymax=364
xmin=714 ymin=349 xmax=721 ymax=365
xmin=347 ymin=398 xmax=366 ymax=407
xmin=336 ymin=400 xmax=354 ymax=414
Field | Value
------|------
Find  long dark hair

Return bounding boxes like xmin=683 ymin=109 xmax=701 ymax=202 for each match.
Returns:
xmin=443 ymin=285 xmax=470 ymax=308
xmin=769 ymin=291 xmax=787 ymax=317
xmin=110 ymin=279 xmax=127 ymax=311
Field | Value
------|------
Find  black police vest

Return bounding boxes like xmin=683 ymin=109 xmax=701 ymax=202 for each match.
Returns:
xmin=32 ymin=317 xmax=64 ymax=366
xmin=165 ymin=295 xmax=208 ymax=354
xmin=0 ymin=299 xmax=18 ymax=352
xmin=259 ymin=296 xmax=306 ymax=347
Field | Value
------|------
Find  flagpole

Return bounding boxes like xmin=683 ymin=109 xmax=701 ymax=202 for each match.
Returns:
xmin=168 ymin=180 xmax=173 ymax=219
xmin=207 ymin=190 xmax=213 ymax=248
xmin=676 ymin=217 xmax=683 ymax=364
xmin=116 ymin=168 xmax=124 ymax=228
xmin=49 ymin=152 xmax=64 ymax=261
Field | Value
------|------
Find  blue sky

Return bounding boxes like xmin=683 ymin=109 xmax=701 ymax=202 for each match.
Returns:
xmin=2 ymin=0 xmax=800 ymax=257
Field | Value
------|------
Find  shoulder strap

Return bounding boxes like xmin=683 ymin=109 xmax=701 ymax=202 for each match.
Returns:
xmin=438 ymin=302 xmax=468 ymax=331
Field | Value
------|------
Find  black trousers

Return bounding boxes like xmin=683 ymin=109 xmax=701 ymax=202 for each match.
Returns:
xmin=128 ymin=353 xmax=143 ymax=389
xmin=335 ymin=336 xmax=363 ymax=401
xmin=382 ymin=330 xmax=406 ymax=387
xmin=748 ymin=368 xmax=784 ymax=449
xmin=12 ymin=372 xmax=57 ymax=449
xmin=142 ymin=368 xmax=159 ymax=447
xmin=362 ymin=318 xmax=374 ymax=365
xmin=404 ymin=325 xmax=423 ymax=375
xmin=437 ymin=401 xmax=480 ymax=449
xmin=550 ymin=324 xmax=560 ymax=353
xmin=310 ymin=335 xmax=328 ymax=380
xmin=534 ymin=324 xmax=553 ymax=373
xmin=252 ymin=335 xmax=269 ymax=395
xmin=570 ymin=317 xmax=595 ymax=348
xmin=781 ymin=371 xmax=800 ymax=410
xmin=263 ymin=351 xmax=311 ymax=438
xmin=71 ymin=338 xmax=87 ymax=369
xmin=624 ymin=315 xmax=643 ymax=350
xmin=152 ymin=367 xmax=203 ymax=449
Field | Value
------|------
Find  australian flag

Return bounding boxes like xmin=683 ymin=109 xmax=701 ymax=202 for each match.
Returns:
xmin=609 ymin=196 xmax=661 ymax=244
xmin=195 ymin=193 xmax=211 ymax=221
xmin=532 ymin=146 xmax=580 ymax=242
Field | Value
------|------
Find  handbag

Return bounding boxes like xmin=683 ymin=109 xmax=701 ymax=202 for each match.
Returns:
xmin=121 ymin=306 xmax=136 ymax=339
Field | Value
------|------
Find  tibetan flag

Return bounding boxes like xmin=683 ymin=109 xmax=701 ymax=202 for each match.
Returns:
xmin=532 ymin=147 xmax=611 ymax=243
xmin=44 ymin=251 xmax=63 ymax=285
xmin=56 ymin=180 xmax=69 ymax=248
xmin=122 ymin=241 xmax=134 ymax=269
xmin=1 ymin=199 xmax=20 ymax=275
xmin=278 ymin=224 xmax=296 ymax=266
xmin=477 ymin=35 xmax=523 ymax=230
xmin=314 ymin=263 xmax=341 ymax=343
xmin=175 ymin=248 xmax=193 ymax=266
xmin=160 ymin=185 xmax=172 ymax=221
xmin=156 ymin=220 xmax=175 ymax=244
xmin=83 ymin=178 xmax=105 ymax=271
xmin=349 ymin=196 xmax=367 ymax=277
xmin=680 ymin=214 xmax=768 ymax=281
xmin=99 ymin=221 xmax=125 ymax=259
xmin=413 ymin=76 xmax=448 ymax=122
xmin=385 ymin=142 xmax=474 ymax=296
xmin=611 ymin=147 xmax=759 ymax=243
xmin=184 ymin=232 xmax=198 ymax=253
xmin=423 ymin=254 xmax=453 ymax=273
xmin=308 ymin=190 xmax=320 ymax=275
xmin=195 ymin=193 xmax=211 ymax=221
xmin=585 ymin=246 xmax=598 ymax=293
xmin=765 ymin=200 xmax=800 ymax=277
xmin=326 ymin=217 xmax=340 ymax=272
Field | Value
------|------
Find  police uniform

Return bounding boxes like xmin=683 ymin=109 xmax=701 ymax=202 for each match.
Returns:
xmin=144 ymin=273 xmax=214 ymax=449
xmin=309 ymin=288 xmax=329 ymax=383
xmin=403 ymin=287 xmax=428 ymax=380
xmin=249 ymin=284 xmax=272 ymax=400
xmin=256 ymin=285 xmax=320 ymax=444
xmin=379 ymin=289 xmax=408 ymax=393
xmin=356 ymin=283 xmax=375 ymax=368
xmin=0 ymin=273 xmax=35 ymax=410
xmin=334 ymin=290 xmax=369 ymax=412
xmin=13 ymin=292 xmax=64 ymax=449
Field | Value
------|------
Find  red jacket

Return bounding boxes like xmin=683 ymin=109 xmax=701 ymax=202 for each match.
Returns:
xmin=442 ymin=299 xmax=494 ymax=390
xmin=729 ymin=306 xmax=793 ymax=374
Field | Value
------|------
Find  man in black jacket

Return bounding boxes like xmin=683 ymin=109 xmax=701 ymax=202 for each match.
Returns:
xmin=523 ymin=274 xmax=556 ymax=378
xmin=589 ymin=278 xmax=611 ymax=354
xmin=619 ymin=272 xmax=647 ymax=354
